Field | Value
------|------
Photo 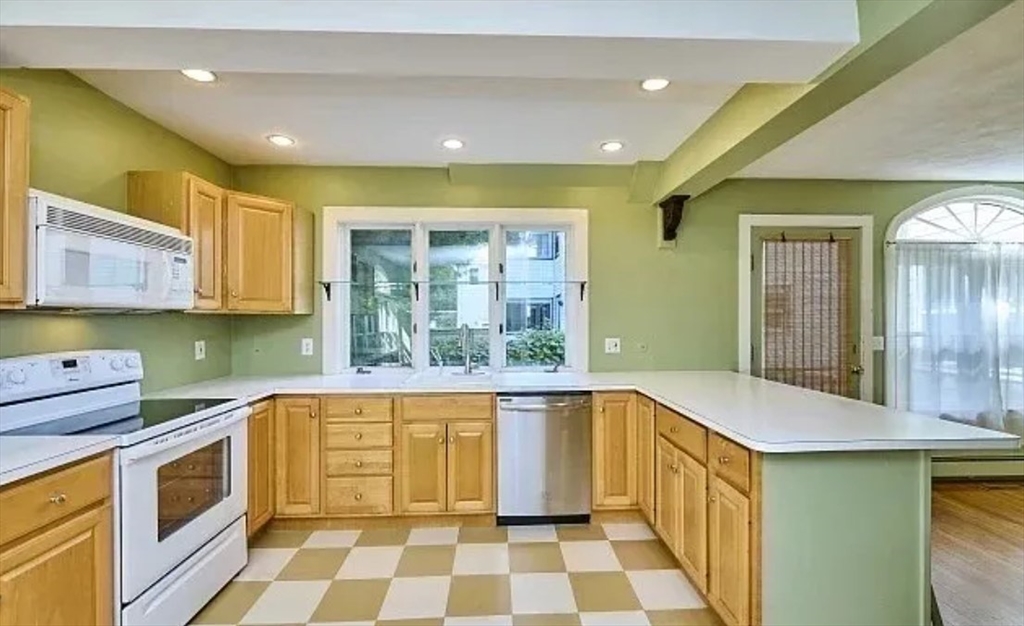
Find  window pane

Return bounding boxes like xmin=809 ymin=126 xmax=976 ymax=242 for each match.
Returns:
xmin=157 ymin=438 xmax=228 ymax=541
xmin=505 ymin=230 xmax=567 ymax=367
xmin=429 ymin=230 xmax=490 ymax=367
xmin=350 ymin=229 xmax=413 ymax=367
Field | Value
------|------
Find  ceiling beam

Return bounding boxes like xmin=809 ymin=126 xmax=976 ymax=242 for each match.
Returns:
xmin=652 ymin=0 xmax=1015 ymax=203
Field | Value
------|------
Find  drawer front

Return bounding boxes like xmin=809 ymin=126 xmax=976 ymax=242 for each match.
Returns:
xmin=656 ymin=405 xmax=707 ymax=463
xmin=325 ymin=396 xmax=393 ymax=422
xmin=324 ymin=423 xmax=393 ymax=449
xmin=325 ymin=449 xmax=393 ymax=476
xmin=325 ymin=476 xmax=393 ymax=515
xmin=401 ymin=394 xmax=492 ymax=421
xmin=709 ymin=432 xmax=751 ymax=494
xmin=0 ymin=454 xmax=112 ymax=546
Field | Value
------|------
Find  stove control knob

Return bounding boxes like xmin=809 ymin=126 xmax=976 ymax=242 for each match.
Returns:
xmin=110 ymin=357 xmax=125 ymax=371
xmin=126 ymin=355 xmax=141 ymax=369
xmin=6 ymin=368 xmax=26 ymax=385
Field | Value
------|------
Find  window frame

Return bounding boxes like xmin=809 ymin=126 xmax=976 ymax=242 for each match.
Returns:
xmin=321 ymin=207 xmax=588 ymax=374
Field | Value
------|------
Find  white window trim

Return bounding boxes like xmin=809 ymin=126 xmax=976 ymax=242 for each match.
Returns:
xmin=883 ymin=186 xmax=1024 ymax=407
xmin=321 ymin=206 xmax=589 ymax=375
xmin=737 ymin=213 xmax=874 ymax=402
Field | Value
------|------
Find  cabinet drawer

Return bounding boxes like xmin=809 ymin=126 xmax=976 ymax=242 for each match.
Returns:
xmin=324 ymin=423 xmax=393 ymax=449
xmin=656 ymin=405 xmax=707 ymax=463
xmin=325 ymin=476 xmax=393 ymax=515
xmin=709 ymin=432 xmax=751 ymax=494
xmin=325 ymin=449 xmax=393 ymax=476
xmin=324 ymin=396 xmax=393 ymax=422
xmin=0 ymin=454 xmax=111 ymax=546
xmin=401 ymin=394 xmax=492 ymax=421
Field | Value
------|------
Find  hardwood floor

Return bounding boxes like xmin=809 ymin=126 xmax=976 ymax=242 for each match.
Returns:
xmin=932 ymin=481 xmax=1024 ymax=626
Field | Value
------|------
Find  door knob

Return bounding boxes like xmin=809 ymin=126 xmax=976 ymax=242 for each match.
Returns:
xmin=355 ymin=432 xmax=363 ymax=440
xmin=230 ymin=290 xmax=238 ymax=297
xmin=354 ymin=460 xmax=363 ymax=468
xmin=449 ymin=436 xmax=455 ymax=444
xmin=438 ymin=437 xmax=445 ymax=444
xmin=709 ymin=495 xmax=717 ymax=503
xmin=355 ymin=407 xmax=363 ymax=415
xmin=354 ymin=493 xmax=363 ymax=501
xmin=48 ymin=493 xmax=67 ymax=505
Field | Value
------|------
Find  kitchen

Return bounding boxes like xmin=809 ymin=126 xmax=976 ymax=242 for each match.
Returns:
xmin=1 ymin=2 xmax=1023 ymax=626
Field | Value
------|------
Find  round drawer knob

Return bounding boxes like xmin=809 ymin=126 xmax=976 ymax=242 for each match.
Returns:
xmin=187 ymin=497 xmax=195 ymax=503
xmin=438 ymin=437 xmax=445 ymax=444
xmin=354 ymin=493 xmax=363 ymax=501
xmin=187 ymin=464 xmax=196 ymax=471
xmin=48 ymin=493 xmax=67 ymax=505
xmin=670 ymin=426 xmax=679 ymax=433
xmin=355 ymin=432 xmax=363 ymax=440
xmin=354 ymin=460 xmax=363 ymax=468
xmin=719 ymin=456 xmax=730 ymax=465
xmin=355 ymin=407 xmax=363 ymax=415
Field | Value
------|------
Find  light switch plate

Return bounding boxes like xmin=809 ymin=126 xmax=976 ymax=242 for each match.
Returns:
xmin=301 ymin=337 xmax=314 ymax=356
xmin=604 ymin=337 xmax=621 ymax=354
xmin=194 ymin=340 xmax=206 ymax=361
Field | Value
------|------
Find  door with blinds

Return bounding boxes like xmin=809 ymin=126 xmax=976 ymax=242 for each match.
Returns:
xmin=751 ymin=228 xmax=863 ymax=398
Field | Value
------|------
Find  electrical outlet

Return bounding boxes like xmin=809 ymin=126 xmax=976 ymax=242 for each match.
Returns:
xmin=301 ymin=337 xmax=314 ymax=356
xmin=194 ymin=340 xmax=206 ymax=361
xmin=604 ymin=337 xmax=621 ymax=354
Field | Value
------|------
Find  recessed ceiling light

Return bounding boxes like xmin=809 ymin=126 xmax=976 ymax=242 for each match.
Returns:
xmin=181 ymin=69 xmax=217 ymax=83
xmin=266 ymin=134 xmax=296 ymax=147
xmin=600 ymin=140 xmax=624 ymax=153
xmin=641 ymin=78 xmax=670 ymax=92
xmin=441 ymin=138 xmax=465 ymax=150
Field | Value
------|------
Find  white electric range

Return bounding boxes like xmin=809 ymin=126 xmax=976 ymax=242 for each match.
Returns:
xmin=0 ymin=350 xmax=250 ymax=626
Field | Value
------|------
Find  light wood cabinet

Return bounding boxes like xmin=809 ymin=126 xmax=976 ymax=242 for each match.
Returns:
xmin=593 ymin=392 xmax=637 ymax=508
xmin=654 ymin=436 xmax=680 ymax=551
xmin=187 ymin=177 xmax=225 ymax=310
xmin=0 ymin=88 xmax=29 ymax=308
xmin=226 ymin=191 xmax=293 ymax=312
xmin=446 ymin=421 xmax=493 ymax=513
xmin=274 ymin=397 xmax=321 ymax=516
xmin=708 ymin=476 xmax=751 ymax=626
xmin=679 ymin=451 xmax=708 ymax=593
xmin=399 ymin=422 xmax=447 ymax=514
xmin=247 ymin=400 xmax=274 ymax=537
xmin=637 ymin=395 xmax=655 ymax=525
xmin=322 ymin=395 xmax=394 ymax=516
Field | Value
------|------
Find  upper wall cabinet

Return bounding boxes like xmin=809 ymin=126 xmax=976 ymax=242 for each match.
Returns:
xmin=127 ymin=171 xmax=313 ymax=314
xmin=0 ymin=88 xmax=30 ymax=309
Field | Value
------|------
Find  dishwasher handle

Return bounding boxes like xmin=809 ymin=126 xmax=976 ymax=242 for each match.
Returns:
xmin=499 ymin=401 xmax=591 ymax=412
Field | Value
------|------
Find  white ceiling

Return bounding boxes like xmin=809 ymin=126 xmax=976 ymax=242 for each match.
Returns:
xmin=739 ymin=0 xmax=1024 ymax=182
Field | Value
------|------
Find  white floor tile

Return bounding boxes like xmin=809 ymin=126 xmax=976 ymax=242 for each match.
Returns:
xmin=335 ymin=546 xmax=404 ymax=579
xmin=453 ymin=543 xmax=510 ymax=575
xmin=238 ymin=580 xmax=330 ymax=624
xmin=510 ymin=573 xmax=578 ymax=614
xmin=602 ymin=523 xmax=656 ymax=541
xmin=407 ymin=526 xmax=460 ymax=545
xmin=626 ymin=570 xmax=705 ymax=610
xmin=377 ymin=575 xmax=451 ymax=620
xmin=560 ymin=540 xmax=622 ymax=572
xmin=234 ymin=548 xmax=297 ymax=581
xmin=580 ymin=610 xmax=651 ymax=626
xmin=444 ymin=615 xmax=513 ymax=626
xmin=507 ymin=525 xmax=558 ymax=543
xmin=302 ymin=530 xmax=362 ymax=548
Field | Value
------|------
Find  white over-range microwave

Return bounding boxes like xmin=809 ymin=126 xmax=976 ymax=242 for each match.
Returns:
xmin=25 ymin=189 xmax=195 ymax=310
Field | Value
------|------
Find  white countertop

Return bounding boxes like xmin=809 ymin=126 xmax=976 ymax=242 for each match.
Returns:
xmin=0 ymin=435 xmax=119 ymax=487
xmin=149 ymin=370 xmax=1021 ymax=454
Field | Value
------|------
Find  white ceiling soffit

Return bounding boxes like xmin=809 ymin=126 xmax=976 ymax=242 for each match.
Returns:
xmin=739 ymin=0 xmax=1024 ymax=182
xmin=0 ymin=0 xmax=858 ymax=82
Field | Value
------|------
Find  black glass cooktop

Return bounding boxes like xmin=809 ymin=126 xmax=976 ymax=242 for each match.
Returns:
xmin=4 ymin=398 xmax=234 ymax=436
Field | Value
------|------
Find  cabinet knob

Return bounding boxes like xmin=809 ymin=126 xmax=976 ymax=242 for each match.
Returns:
xmin=354 ymin=460 xmax=363 ymax=468
xmin=600 ymin=406 xmax=605 ymax=413
xmin=670 ymin=464 xmax=679 ymax=473
xmin=670 ymin=426 xmax=679 ymax=433
xmin=438 ymin=437 xmax=445 ymax=444
xmin=354 ymin=407 xmax=363 ymax=415
xmin=48 ymin=493 xmax=67 ymax=505
xmin=449 ymin=435 xmax=455 ymax=444
xmin=355 ymin=432 xmax=363 ymax=440
xmin=310 ymin=412 xmax=317 ymax=419
xmin=709 ymin=495 xmax=717 ymax=503
xmin=354 ymin=493 xmax=363 ymax=501
xmin=230 ymin=290 xmax=238 ymax=297
xmin=718 ymin=456 xmax=730 ymax=465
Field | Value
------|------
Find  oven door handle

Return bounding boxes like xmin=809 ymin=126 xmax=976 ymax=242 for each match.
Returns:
xmin=120 ymin=406 xmax=251 ymax=464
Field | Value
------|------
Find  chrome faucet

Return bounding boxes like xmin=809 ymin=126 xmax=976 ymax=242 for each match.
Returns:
xmin=459 ymin=323 xmax=474 ymax=374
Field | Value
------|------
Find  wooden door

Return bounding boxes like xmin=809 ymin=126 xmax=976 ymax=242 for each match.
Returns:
xmin=0 ymin=89 xmax=29 ymax=307
xmin=637 ymin=395 xmax=655 ymax=524
xmin=399 ymin=422 xmax=446 ymax=514
xmin=654 ymin=437 xmax=679 ymax=552
xmin=0 ymin=505 xmax=113 ymax=626
xmin=446 ymin=421 xmax=493 ymax=513
xmin=274 ymin=397 xmax=320 ymax=516
xmin=679 ymin=452 xmax=708 ymax=593
xmin=593 ymin=392 xmax=637 ymax=508
xmin=186 ymin=176 xmax=224 ymax=310
xmin=226 ymin=192 xmax=293 ymax=312
xmin=708 ymin=477 xmax=750 ymax=626
xmin=247 ymin=400 xmax=274 ymax=536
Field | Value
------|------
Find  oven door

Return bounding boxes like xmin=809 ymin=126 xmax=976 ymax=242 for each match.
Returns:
xmin=119 ymin=407 xmax=249 ymax=603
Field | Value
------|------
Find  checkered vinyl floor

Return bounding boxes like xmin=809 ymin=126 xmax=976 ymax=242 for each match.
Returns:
xmin=190 ymin=522 xmax=721 ymax=626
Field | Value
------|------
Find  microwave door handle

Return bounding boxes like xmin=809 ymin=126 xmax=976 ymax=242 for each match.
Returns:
xmin=121 ymin=406 xmax=251 ymax=464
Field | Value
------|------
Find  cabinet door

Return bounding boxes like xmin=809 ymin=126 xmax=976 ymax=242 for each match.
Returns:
xmin=186 ymin=176 xmax=224 ymax=310
xmin=274 ymin=397 xmax=320 ymax=516
xmin=226 ymin=192 xmax=293 ymax=312
xmin=593 ymin=392 xmax=637 ymax=508
xmin=0 ymin=504 xmax=113 ymax=626
xmin=708 ymin=477 xmax=750 ymax=626
xmin=679 ymin=452 xmax=708 ymax=593
xmin=637 ymin=396 xmax=655 ymax=524
xmin=0 ymin=89 xmax=29 ymax=306
xmin=399 ymin=422 xmax=446 ymax=514
xmin=447 ymin=421 xmax=493 ymax=513
xmin=247 ymin=401 xmax=274 ymax=536
xmin=654 ymin=437 xmax=679 ymax=551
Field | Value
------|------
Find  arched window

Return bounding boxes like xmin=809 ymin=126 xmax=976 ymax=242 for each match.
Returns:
xmin=886 ymin=188 xmax=1024 ymax=437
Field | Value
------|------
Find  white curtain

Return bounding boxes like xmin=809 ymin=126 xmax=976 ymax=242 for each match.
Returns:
xmin=892 ymin=242 xmax=1024 ymax=436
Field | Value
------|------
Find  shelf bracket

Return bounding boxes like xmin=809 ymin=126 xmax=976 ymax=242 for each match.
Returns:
xmin=658 ymin=194 xmax=690 ymax=242
xmin=580 ymin=281 xmax=587 ymax=301
xmin=320 ymin=282 xmax=332 ymax=301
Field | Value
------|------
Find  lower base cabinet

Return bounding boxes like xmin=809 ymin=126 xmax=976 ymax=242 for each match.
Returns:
xmin=679 ymin=451 xmax=708 ymax=593
xmin=399 ymin=420 xmax=494 ymax=515
xmin=247 ymin=400 xmax=274 ymax=536
xmin=708 ymin=477 xmax=751 ymax=626
xmin=274 ymin=397 xmax=321 ymax=516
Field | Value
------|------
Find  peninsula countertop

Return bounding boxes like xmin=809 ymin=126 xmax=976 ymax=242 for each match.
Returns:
xmin=0 ymin=435 xmax=120 ymax=487
xmin=148 ymin=370 xmax=1020 ymax=454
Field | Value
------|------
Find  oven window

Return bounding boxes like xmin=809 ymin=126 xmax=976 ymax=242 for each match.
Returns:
xmin=157 ymin=438 xmax=230 ymax=541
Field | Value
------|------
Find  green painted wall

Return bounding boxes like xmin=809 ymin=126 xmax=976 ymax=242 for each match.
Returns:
xmin=0 ymin=70 xmax=234 ymax=392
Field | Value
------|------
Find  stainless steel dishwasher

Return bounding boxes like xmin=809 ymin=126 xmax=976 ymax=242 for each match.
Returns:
xmin=497 ymin=393 xmax=591 ymax=524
